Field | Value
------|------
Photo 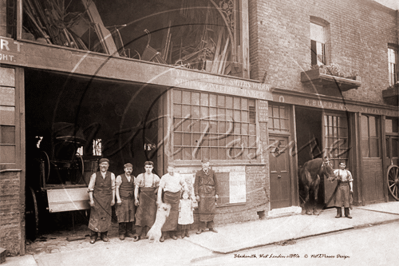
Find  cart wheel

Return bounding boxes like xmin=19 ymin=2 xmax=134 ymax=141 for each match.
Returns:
xmin=25 ymin=186 xmax=39 ymax=240
xmin=387 ymin=165 xmax=399 ymax=201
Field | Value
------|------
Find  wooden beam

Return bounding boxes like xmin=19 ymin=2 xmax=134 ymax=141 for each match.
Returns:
xmin=239 ymin=0 xmax=250 ymax=78
xmin=211 ymin=28 xmax=224 ymax=73
xmin=81 ymin=0 xmax=119 ymax=56
xmin=381 ymin=116 xmax=388 ymax=202
xmin=16 ymin=0 xmax=23 ymax=39
xmin=218 ymin=37 xmax=229 ymax=74
xmin=16 ymin=67 xmax=26 ymax=255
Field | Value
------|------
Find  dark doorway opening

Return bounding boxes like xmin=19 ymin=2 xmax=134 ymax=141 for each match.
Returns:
xmin=295 ymin=107 xmax=324 ymax=207
xmin=24 ymin=68 xmax=165 ymax=239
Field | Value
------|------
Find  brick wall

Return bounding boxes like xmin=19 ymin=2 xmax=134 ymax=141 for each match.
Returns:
xmin=176 ymin=163 xmax=268 ymax=227
xmin=249 ymin=0 xmax=398 ymax=104
xmin=213 ymin=165 xmax=268 ymax=225
xmin=0 ymin=171 xmax=22 ymax=256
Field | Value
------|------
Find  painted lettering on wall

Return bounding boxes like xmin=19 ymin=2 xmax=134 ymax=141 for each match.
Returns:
xmin=258 ymin=100 xmax=268 ymax=122
xmin=0 ymin=38 xmax=22 ymax=63
xmin=174 ymin=78 xmax=270 ymax=100
xmin=175 ymin=70 xmax=270 ymax=91
xmin=304 ymin=99 xmax=346 ymax=110
xmin=360 ymin=107 xmax=397 ymax=117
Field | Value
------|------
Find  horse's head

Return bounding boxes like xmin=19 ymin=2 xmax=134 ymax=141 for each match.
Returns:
xmin=321 ymin=158 xmax=335 ymax=179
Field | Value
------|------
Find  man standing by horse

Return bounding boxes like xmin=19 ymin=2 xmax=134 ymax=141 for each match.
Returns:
xmin=333 ymin=162 xmax=353 ymax=219
xmin=299 ymin=157 xmax=334 ymax=215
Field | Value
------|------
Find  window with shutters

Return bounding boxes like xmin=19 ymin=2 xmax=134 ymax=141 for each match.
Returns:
xmin=173 ymin=90 xmax=257 ymax=161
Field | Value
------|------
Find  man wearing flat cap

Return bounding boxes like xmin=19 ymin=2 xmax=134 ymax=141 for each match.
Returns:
xmin=87 ymin=158 xmax=116 ymax=244
xmin=194 ymin=158 xmax=219 ymax=234
xmin=115 ymin=163 xmax=135 ymax=240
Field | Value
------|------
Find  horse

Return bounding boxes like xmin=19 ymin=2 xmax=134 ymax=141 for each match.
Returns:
xmin=298 ymin=158 xmax=334 ymax=215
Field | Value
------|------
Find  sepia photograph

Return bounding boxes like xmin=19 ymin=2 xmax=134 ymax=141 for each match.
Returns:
xmin=0 ymin=0 xmax=399 ymax=265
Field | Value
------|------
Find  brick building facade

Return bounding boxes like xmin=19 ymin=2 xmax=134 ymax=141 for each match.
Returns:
xmin=0 ymin=0 xmax=398 ymax=257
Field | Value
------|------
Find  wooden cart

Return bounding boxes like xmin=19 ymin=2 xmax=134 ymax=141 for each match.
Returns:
xmin=25 ymin=123 xmax=99 ymax=239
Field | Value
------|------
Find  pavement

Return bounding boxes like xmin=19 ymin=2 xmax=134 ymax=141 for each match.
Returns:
xmin=3 ymin=201 xmax=399 ymax=266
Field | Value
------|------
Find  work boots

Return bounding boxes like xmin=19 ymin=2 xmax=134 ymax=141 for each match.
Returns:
xmin=119 ymin=223 xmax=126 ymax=240
xmin=344 ymin=208 xmax=352 ymax=219
xmin=101 ymin=232 xmax=109 ymax=242
xmin=125 ymin=222 xmax=135 ymax=238
xmin=90 ymin=230 xmax=98 ymax=244
xmin=335 ymin=207 xmax=342 ymax=218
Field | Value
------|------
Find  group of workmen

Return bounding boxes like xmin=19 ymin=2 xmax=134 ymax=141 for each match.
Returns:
xmin=87 ymin=158 xmax=218 ymax=244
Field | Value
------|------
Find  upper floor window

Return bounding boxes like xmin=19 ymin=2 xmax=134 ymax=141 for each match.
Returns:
xmin=310 ymin=22 xmax=326 ymax=66
xmin=388 ymin=47 xmax=397 ymax=86
xmin=1 ymin=0 xmax=16 ymax=38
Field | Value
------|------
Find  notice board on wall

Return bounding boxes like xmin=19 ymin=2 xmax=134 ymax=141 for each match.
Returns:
xmin=214 ymin=166 xmax=246 ymax=206
xmin=175 ymin=166 xmax=246 ymax=207
xmin=215 ymin=172 xmax=230 ymax=206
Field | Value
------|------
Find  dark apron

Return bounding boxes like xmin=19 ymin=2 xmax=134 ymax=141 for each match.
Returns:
xmin=116 ymin=174 xmax=135 ymax=223
xmin=198 ymin=185 xmax=216 ymax=222
xmin=335 ymin=182 xmax=350 ymax=208
xmin=162 ymin=191 xmax=180 ymax=231
xmin=88 ymin=172 xmax=112 ymax=232
xmin=135 ymin=174 xmax=157 ymax=227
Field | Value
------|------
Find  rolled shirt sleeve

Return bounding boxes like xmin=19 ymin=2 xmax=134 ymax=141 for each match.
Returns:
xmin=87 ymin=173 xmax=96 ymax=192
xmin=347 ymin=171 xmax=353 ymax=182
xmin=154 ymin=175 xmax=160 ymax=187
xmin=111 ymin=173 xmax=116 ymax=190
xmin=159 ymin=177 xmax=166 ymax=190
xmin=115 ymin=175 xmax=122 ymax=188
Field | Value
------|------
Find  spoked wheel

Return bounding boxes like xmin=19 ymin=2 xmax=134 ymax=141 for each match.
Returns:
xmin=25 ymin=186 xmax=39 ymax=240
xmin=387 ymin=165 xmax=399 ymax=201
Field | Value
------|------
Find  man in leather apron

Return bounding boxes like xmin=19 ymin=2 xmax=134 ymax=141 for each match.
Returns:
xmin=87 ymin=158 xmax=116 ymax=244
xmin=133 ymin=161 xmax=160 ymax=241
xmin=194 ymin=159 xmax=219 ymax=234
xmin=115 ymin=163 xmax=135 ymax=240
xmin=333 ymin=162 xmax=353 ymax=219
